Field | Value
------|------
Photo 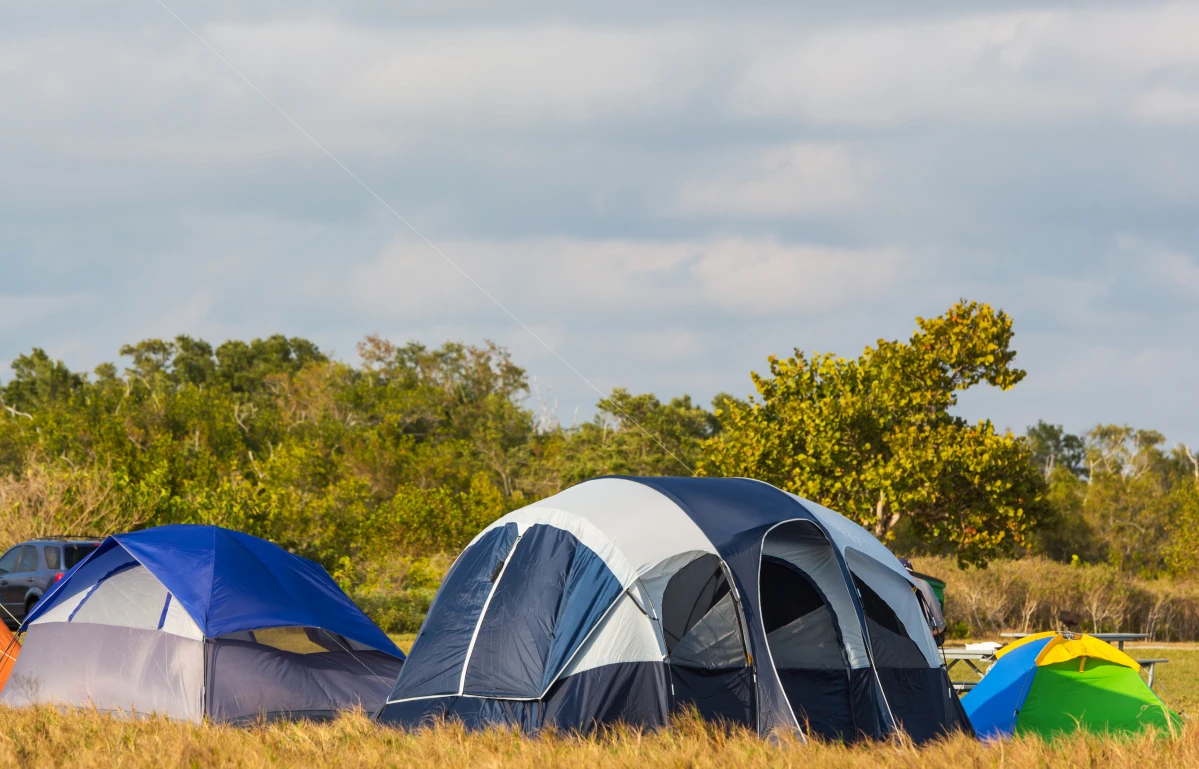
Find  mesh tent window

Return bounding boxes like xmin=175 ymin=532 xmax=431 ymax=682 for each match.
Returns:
xmin=851 ymin=575 xmax=926 ymax=669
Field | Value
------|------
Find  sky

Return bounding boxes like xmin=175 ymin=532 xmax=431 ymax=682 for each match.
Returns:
xmin=2 ymin=1 xmax=1197 ymax=443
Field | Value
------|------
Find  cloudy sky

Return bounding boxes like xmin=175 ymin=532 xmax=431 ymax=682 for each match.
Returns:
xmin=2 ymin=1 xmax=1197 ymax=442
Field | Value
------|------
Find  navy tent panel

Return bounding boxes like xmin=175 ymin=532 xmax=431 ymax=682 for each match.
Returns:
xmin=463 ymin=525 xmax=622 ymax=697
xmin=626 ymin=476 xmax=799 ymax=557
xmin=396 ymin=523 xmax=519 ymax=700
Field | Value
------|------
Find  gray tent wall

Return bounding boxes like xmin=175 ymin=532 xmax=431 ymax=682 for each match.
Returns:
xmin=378 ymin=477 xmax=970 ymax=742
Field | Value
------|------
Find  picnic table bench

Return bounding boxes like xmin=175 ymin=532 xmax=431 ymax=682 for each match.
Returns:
xmin=1136 ymin=658 xmax=1169 ymax=688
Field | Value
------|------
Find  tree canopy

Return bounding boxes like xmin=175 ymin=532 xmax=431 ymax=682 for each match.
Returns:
xmin=1 ymin=300 xmax=1195 ymax=632
xmin=702 ymin=300 xmax=1048 ymax=566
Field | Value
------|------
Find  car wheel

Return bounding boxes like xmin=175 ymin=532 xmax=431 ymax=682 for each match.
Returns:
xmin=24 ymin=596 xmax=37 ymax=620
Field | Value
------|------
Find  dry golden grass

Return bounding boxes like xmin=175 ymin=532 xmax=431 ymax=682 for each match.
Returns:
xmin=1 ymin=637 xmax=1192 ymax=766
xmin=0 ymin=706 xmax=1194 ymax=769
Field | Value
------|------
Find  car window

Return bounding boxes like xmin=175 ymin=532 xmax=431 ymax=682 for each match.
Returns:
xmin=64 ymin=544 xmax=99 ymax=569
xmin=17 ymin=546 xmax=38 ymax=573
xmin=44 ymin=546 xmax=61 ymax=571
xmin=0 ymin=548 xmax=19 ymax=575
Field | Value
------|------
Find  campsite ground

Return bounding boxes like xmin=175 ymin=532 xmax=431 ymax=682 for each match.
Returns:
xmin=1 ymin=638 xmax=1196 ymax=767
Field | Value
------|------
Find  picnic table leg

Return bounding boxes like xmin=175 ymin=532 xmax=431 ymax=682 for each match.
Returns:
xmin=1147 ymin=662 xmax=1155 ymax=689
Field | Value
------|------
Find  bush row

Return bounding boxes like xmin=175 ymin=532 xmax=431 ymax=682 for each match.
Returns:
xmin=915 ymin=556 xmax=1199 ymax=640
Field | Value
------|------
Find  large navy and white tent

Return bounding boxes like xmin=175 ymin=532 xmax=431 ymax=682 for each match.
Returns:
xmin=1 ymin=524 xmax=405 ymax=722
xmin=378 ymin=477 xmax=971 ymax=742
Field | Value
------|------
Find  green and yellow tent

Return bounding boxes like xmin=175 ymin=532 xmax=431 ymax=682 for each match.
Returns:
xmin=962 ymin=631 xmax=1180 ymax=739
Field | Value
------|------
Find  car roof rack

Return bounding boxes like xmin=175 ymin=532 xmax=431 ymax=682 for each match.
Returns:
xmin=34 ymin=535 xmax=104 ymax=542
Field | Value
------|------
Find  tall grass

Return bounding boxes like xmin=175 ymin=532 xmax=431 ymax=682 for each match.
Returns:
xmin=0 ymin=707 xmax=1194 ymax=769
xmin=915 ymin=556 xmax=1199 ymax=639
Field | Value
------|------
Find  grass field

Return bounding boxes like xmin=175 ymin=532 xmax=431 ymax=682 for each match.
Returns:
xmin=1 ymin=639 xmax=1196 ymax=768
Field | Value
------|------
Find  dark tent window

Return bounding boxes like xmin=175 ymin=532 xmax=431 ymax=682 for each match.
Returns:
xmin=761 ymin=559 xmax=828 ymax=632
xmin=852 ymin=574 xmax=925 ymax=668
xmin=662 ymin=554 xmax=752 ymax=726
xmin=760 ymin=557 xmax=846 ymax=670
xmin=758 ymin=532 xmax=853 ymax=741
xmin=661 ymin=554 xmax=731 ymax=653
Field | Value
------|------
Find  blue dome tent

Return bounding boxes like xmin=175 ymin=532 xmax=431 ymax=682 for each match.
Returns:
xmin=378 ymin=477 xmax=970 ymax=742
xmin=1 ymin=524 xmax=404 ymax=722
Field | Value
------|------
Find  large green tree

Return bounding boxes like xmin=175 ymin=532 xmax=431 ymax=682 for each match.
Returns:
xmin=702 ymin=300 xmax=1047 ymax=566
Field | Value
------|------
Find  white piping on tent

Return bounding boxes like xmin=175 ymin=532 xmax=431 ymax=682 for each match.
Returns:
xmin=457 ymin=531 xmax=524 ymax=697
xmin=755 ymin=520 xmax=804 ymax=737
xmin=481 ymin=479 xmax=719 ymax=578
xmin=745 ymin=480 xmax=904 ymax=732
xmin=561 ymin=591 xmax=664 ymax=678
xmin=478 ymin=506 xmax=640 ymax=598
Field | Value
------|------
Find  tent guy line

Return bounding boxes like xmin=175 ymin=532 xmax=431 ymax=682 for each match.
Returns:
xmin=147 ymin=0 xmax=695 ymax=476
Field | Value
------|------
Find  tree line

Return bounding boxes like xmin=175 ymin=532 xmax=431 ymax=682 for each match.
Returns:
xmin=1 ymin=300 xmax=1196 ymax=595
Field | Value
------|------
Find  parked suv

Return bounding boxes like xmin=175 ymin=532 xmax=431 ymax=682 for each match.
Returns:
xmin=0 ymin=537 xmax=101 ymax=629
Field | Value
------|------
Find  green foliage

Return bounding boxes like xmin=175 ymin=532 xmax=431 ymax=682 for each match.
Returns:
xmin=2 ymin=348 xmax=83 ymax=413
xmin=703 ymin=300 xmax=1048 ymax=566
xmin=0 ymin=333 xmax=705 ymax=628
xmin=1026 ymin=420 xmax=1087 ymax=479
xmin=551 ymin=389 xmax=716 ymax=482
xmin=3 ymin=302 xmax=1191 ymax=634
xmin=1032 ymin=425 xmax=1199 ymax=575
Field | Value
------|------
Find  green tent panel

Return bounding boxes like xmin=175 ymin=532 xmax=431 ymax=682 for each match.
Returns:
xmin=1017 ymin=658 xmax=1178 ymax=737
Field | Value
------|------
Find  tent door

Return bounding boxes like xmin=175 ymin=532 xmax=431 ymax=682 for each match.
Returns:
xmin=760 ymin=521 xmax=856 ymax=741
xmin=661 ymin=554 xmax=754 ymax=726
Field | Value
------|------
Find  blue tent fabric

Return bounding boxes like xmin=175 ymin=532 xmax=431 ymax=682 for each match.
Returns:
xmin=393 ymin=523 xmax=520 ymax=700
xmin=25 ymin=524 xmax=402 ymax=658
xmin=460 ymin=525 xmax=623 ymax=698
xmin=962 ymin=637 xmax=1051 ymax=738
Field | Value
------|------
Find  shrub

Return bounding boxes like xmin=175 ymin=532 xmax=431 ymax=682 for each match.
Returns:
xmin=915 ymin=556 xmax=1199 ymax=640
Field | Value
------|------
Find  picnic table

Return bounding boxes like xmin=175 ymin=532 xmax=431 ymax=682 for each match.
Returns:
xmin=999 ymin=632 xmax=1147 ymax=651
xmin=948 ymin=633 xmax=1169 ymax=690
xmin=942 ymin=647 xmax=996 ymax=692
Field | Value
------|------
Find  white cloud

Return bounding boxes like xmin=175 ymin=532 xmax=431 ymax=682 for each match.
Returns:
xmin=5 ymin=3 xmax=1199 ymax=176
xmin=0 ymin=21 xmax=716 ymax=162
xmin=672 ymin=142 xmax=873 ymax=217
xmin=688 ymin=239 xmax=905 ymax=315
xmin=3 ymin=2 xmax=1199 ymax=444
xmin=1149 ymin=250 xmax=1199 ymax=296
xmin=1132 ymin=87 xmax=1199 ymax=125
xmin=348 ymin=236 xmax=907 ymax=322
xmin=1117 ymin=235 xmax=1199 ymax=298
xmin=731 ymin=5 xmax=1199 ymax=126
